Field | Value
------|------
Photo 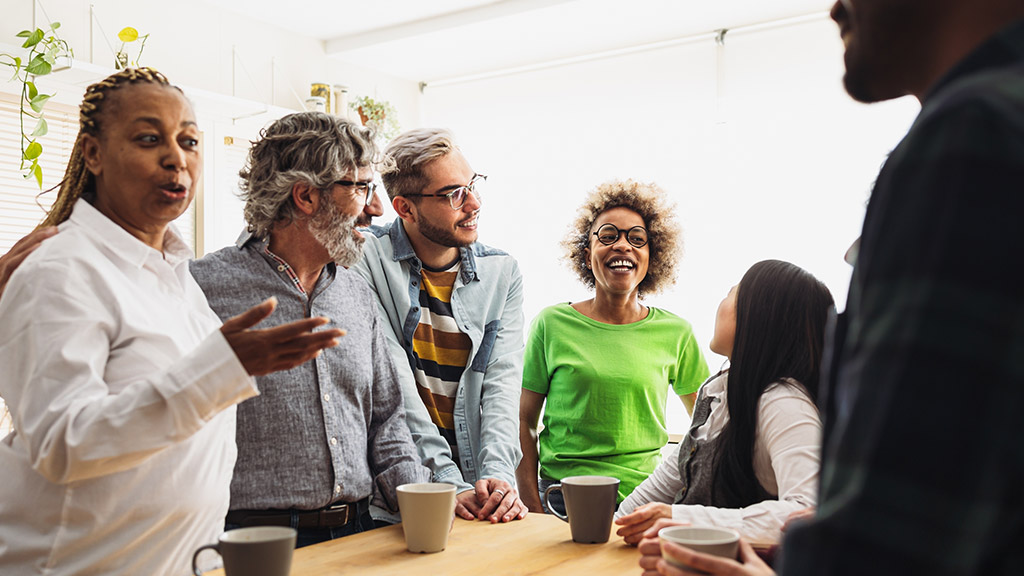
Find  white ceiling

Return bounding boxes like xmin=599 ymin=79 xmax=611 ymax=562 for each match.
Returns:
xmin=202 ymin=0 xmax=835 ymax=83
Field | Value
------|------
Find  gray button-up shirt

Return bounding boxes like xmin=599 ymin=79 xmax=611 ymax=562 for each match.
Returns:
xmin=190 ymin=236 xmax=429 ymax=513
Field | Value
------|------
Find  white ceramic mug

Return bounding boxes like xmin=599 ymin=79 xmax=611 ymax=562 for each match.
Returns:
xmin=658 ymin=526 xmax=740 ymax=574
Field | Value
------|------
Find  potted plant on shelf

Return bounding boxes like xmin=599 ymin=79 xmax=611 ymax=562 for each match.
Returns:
xmin=350 ymin=95 xmax=400 ymax=145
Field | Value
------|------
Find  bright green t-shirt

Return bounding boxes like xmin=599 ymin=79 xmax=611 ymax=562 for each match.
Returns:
xmin=522 ymin=303 xmax=710 ymax=502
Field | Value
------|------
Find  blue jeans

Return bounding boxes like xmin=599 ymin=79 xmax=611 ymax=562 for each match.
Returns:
xmin=225 ymin=510 xmax=377 ymax=549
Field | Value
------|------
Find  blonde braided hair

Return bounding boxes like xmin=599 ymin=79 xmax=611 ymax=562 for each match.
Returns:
xmin=38 ymin=67 xmax=175 ymax=228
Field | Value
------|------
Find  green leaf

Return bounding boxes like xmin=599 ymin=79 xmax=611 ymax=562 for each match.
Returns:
xmin=29 ymin=93 xmax=51 ymax=113
xmin=27 ymin=81 xmax=37 ymax=100
xmin=16 ymin=30 xmax=32 ymax=38
xmin=31 ymin=116 xmax=48 ymax=137
xmin=24 ymin=141 xmax=43 ymax=160
xmin=31 ymin=163 xmax=43 ymax=188
xmin=52 ymin=22 xmax=61 ymax=30
xmin=25 ymin=54 xmax=52 ymax=76
xmin=21 ymin=29 xmax=44 ymax=49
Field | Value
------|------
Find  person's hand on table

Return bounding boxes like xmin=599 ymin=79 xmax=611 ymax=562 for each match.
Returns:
xmin=615 ymin=502 xmax=673 ymax=545
xmin=637 ymin=519 xmax=775 ymax=576
xmin=221 ymin=297 xmax=345 ymax=375
xmin=0 ymin=227 xmax=57 ymax=298
xmin=455 ymin=478 xmax=528 ymax=523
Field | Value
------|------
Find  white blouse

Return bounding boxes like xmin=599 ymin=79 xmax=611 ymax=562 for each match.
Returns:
xmin=616 ymin=372 xmax=821 ymax=544
xmin=0 ymin=199 xmax=257 ymax=575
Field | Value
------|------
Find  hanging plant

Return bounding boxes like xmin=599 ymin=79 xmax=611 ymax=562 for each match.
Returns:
xmin=114 ymin=26 xmax=149 ymax=69
xmin=0 ymin=21 xmax=73 ymax=188
xmin=350 ymin=95 xmax=401 ymax=145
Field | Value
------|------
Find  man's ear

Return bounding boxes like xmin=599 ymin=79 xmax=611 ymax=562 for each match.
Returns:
xmin=292 ymin=181 xmax=321 ymax=216
xmin=81 ymin=134 xmax=102 ymax=177
xmin=392 ymin=195 xmax=417 ymax=224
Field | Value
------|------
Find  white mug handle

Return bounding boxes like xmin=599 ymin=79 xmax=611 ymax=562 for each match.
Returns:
xmin=192 ymin=543 xmax=221 ymax=576
xmin=543 ymin=483 xmax=568 ymax=522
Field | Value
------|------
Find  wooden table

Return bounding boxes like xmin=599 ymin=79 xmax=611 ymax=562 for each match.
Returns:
xmin=208 ymin=513 xmax=641 ymax=575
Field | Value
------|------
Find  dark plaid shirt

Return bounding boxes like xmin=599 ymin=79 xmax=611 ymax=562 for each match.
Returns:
xmin=782 ymin=19 xmax=1024 ymax=576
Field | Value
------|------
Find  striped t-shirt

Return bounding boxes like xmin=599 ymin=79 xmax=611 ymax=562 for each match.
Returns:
xmin=412 ymin=262 xmax=472 ymax=461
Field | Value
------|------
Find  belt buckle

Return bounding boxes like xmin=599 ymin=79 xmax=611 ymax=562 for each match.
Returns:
xmin=319 ymin=502 xmax=351 ymax=528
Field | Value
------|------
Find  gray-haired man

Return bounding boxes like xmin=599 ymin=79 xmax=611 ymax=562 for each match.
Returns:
xmin=190 ymin=112 xmax=429 ymax=547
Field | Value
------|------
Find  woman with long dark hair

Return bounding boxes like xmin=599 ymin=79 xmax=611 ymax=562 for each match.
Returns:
xmin=614 ymin=259 xmax=834 ymax=545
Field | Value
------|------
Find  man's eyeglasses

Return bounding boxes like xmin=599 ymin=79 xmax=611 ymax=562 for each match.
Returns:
xmin=335 ymin=180 xmax=377 ymax=206
xmin=403 ymin=174 xmax=486 ymax=210
xmin=592 ymin=223 xmax=649 ymax=248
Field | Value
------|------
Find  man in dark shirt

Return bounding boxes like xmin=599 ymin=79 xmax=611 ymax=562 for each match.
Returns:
xmin=639 ymin=1 xmax=1024 ymax=575
xmin=784 ymin=2 xmax=1024 ymax=574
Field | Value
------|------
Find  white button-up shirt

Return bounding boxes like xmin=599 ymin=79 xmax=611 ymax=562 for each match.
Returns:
xmin=616 ymin=372 xmax=821 ymax=544
xmin=0 ymin=199 xmax=257 ymax=575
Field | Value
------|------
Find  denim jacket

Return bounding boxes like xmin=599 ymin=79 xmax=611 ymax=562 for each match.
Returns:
xmin=352 ymin=218 xmax=525 ymax=495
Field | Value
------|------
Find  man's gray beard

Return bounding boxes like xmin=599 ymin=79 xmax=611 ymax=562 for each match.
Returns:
xmin=309 ymin=199 xmax=365 ymax=268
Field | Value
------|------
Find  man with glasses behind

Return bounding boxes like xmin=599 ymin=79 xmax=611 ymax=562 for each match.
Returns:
xmin=190 ymin=112 xmax=429 ymax=547
xmin=354 ymin=128 xmax=529 ymax=524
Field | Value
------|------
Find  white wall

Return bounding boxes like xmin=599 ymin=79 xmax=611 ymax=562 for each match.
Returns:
xmin=418 ymin=17 xmax=920 ymax=430
xmin=1 ymin=0 xmax=420 ymax=253
xmin=3 ymin=6 xmax=923 ymax=433
xmin=1 ymin=0 xmax=421 ymax=116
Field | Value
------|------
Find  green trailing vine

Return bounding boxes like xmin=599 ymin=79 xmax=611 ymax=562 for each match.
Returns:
xmin=1 ymin=21 xmax=72 ymax=188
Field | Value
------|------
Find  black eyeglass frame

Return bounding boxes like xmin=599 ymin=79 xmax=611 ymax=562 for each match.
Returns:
xmin=402 ymin=173 xmax=487 ymax=210
xmin=334 ymin=180 xmax=378 ymax=206
xmin=592 ymin=223 xmax=650 ymax=248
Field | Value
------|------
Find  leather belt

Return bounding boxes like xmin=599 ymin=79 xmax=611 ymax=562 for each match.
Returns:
xmin=226 ymin=497 xmax=369 ymax=530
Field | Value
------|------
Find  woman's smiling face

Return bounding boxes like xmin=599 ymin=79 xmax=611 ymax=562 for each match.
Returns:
xmin=585 ymin=206 xmax=650 ymax=299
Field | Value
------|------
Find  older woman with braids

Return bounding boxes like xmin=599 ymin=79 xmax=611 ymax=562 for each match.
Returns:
xmin=0 ymin=68 xmax=342 ymax=575
xmin=613 ymin=260 xmax=833 ymax=546
xmin=516 ymin=180 xmax=710 ymax=515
